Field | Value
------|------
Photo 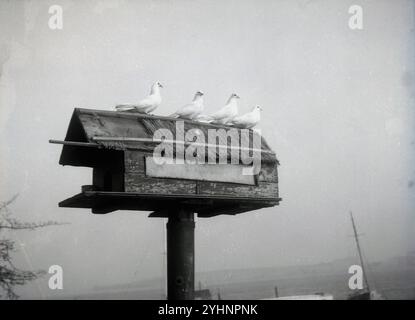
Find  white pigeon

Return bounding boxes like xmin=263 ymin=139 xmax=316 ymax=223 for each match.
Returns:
xmin=209 ymin=93 xmax=240 ymax=125
xmin=193 ymin=114 xmax=212 ymax=123
xmin=115 ymin=81 xmax=163 ymax=113
xmin=228 ymin=106 xmax=262 ymax=129
xmin=169 ymin=91 xmax=204 ymax=120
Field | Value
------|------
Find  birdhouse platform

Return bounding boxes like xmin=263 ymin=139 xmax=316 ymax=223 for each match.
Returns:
xmin=50 ymin=108 xmax=281 ymax=217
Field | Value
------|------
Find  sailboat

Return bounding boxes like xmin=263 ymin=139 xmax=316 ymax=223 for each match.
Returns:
xmin=347 ymin=212 xmax=378 ymax=300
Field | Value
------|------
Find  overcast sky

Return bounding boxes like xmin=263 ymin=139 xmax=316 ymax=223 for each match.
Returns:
xmin=0 ymin=0 xmax=414 ymax=298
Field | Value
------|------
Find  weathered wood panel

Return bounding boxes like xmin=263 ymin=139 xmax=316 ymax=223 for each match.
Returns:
xmin=123 ymin=151 xmax=278 ymax=199
xmin=125 ymin=150 xmax=197 ymax=194
xmin=112 ymin=151 xmax=278 ymax=203
xmin=197 ymin=181 xmax=278 ymax=199
xmin=125 ymin=172 xmax=197 ymax=194
xmin=124 ymin=150 xmax=147 ymax=173
xmin=73 ymin=108 xmax=279 ymax=163
xmin=145 ymin=157 xmax=255 ymax=185
xmin=257 ymin=163 xmax=278 ymax=183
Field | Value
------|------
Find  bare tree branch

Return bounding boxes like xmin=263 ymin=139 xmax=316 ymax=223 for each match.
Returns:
xmin=0 ymin=194 xmax=66 ymax=299
xmin=0 ymin=194 xmax=19 ymax=212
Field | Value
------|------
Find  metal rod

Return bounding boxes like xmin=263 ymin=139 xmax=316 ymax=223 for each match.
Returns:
xmin=48 ymin=139 xmax=99 ymax=148
xmin=167 ymin=209 xmax=195 ymax=300
xmin=92 ymin=136 xmax=276 ymax=155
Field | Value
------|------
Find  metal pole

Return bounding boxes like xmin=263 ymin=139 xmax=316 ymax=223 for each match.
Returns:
xmin=167 ymin=208 xmax=195 ymax=300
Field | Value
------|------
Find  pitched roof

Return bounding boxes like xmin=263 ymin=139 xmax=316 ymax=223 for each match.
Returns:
xmin=59 ymin=108 xmax=279 ymax=166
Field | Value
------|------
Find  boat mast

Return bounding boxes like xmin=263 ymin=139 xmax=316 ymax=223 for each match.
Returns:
xmin=350 ymin=211 xmax=370 ymax=292
xmin=162 ymin=218 xmax=167 ymax=299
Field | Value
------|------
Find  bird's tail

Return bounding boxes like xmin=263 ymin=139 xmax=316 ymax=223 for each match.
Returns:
xmin=115 ymin=104 xmax=137 ymax=111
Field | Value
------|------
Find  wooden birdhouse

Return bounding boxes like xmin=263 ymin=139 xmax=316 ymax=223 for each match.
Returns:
xmin=50 ymin=108 xmax=281 ymax=217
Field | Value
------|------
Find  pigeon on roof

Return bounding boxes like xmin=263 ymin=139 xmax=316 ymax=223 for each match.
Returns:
xmin=115 ymin=81 xmax=163 ymax=114
xmin=208 ymin=93 xmax=240 ymax=125
xmin=228 ymin=106 xmax=262 ymax=129
xmin=169 ymin=91 xmax=204 ymax=120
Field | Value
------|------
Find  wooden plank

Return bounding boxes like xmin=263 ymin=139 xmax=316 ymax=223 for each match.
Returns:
xmin=59 ymin=190 xmax=280 ymax=216
xmin=145 ymin=156 xmax=255 ymax=185
xmin=197 ymin=181 xmax=278 ymax=198
xmin=84 ymin=190 xmax=279 ymax=201
xmin=124 ymin=150 xmax=278 ymax=199
xmin=123 ymin=151 xmax=278 ymax=198
xmin=124 ymin=151 xmax=278 ymax=183
xmin=125 ymin=172 xmax=197 ymax=194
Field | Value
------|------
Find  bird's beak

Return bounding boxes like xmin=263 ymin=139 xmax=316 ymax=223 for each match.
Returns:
xmin=235 ymin=94 xmax=240 ymax=99
xmin=159 ymin=83 xmax=163 ymax=88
